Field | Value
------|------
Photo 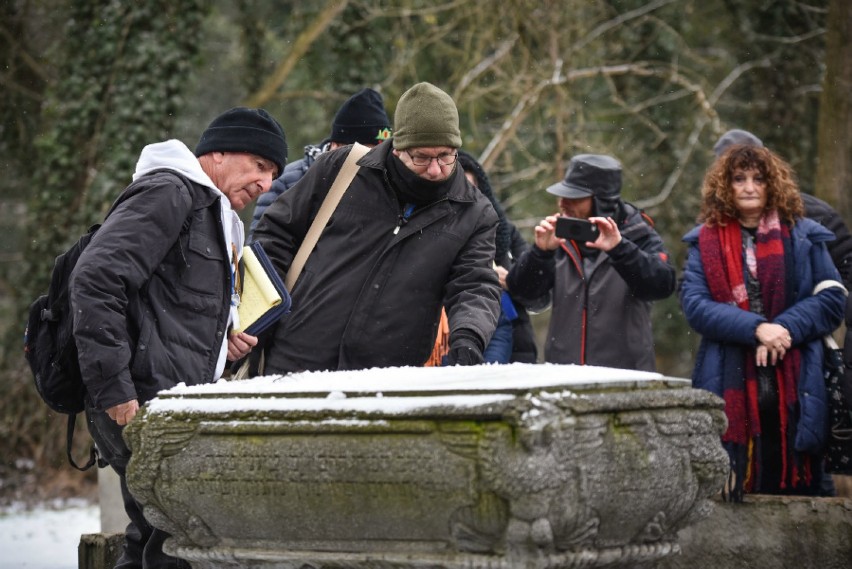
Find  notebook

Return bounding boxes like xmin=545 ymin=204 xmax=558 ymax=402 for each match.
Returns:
xmin=234 ymin=241 xmax=291 ymax=335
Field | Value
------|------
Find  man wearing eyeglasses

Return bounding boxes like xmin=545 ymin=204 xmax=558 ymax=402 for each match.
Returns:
xmin=253 ymin=82 xmax=501 ymax=373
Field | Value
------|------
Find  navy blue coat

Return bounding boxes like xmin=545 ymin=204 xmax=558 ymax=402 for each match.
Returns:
xmin=681 ymin=218 xmax=845 ymax=453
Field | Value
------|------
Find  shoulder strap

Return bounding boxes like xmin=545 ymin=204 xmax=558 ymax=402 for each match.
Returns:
xmin=285 ymin=143 xmax=369 ymax=291
xmin=813 ymin=279 xmax=848 ymax=297
xmin=813 ymin=279 xmax=848 ymax=350
xmin=66 ymin=414 xmax=105 ymax=471
xmin=619 ymin=200 xmax=656 ymax=228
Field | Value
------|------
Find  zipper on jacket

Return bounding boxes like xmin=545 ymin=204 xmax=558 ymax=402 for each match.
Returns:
xmin=561 ymin=240 xmax=589 ymax=365
xmin=393 ymin=203 xmax=416 ymax=235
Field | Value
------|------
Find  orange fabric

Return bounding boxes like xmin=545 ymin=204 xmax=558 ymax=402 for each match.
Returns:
xmin=424 ymin=308 xmax=450 ymax=367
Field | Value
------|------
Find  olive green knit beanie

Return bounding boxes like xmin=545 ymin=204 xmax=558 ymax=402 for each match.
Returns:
xmin=393 ymin=82 xmax=462 ymax=150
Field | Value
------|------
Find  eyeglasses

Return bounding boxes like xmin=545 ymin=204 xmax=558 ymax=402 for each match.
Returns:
xmin=405 ymin=151 xmax=458 ymax=167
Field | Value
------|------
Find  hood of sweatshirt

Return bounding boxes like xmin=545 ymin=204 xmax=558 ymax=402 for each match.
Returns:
xmin=134 ymin=139 xmax=218 ymax=188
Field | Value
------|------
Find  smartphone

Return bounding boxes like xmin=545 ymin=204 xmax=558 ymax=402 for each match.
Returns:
xmin=555 ymin=216 xmax=599 ymax=242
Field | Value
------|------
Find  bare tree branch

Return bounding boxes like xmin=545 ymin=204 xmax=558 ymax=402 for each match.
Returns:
xmin=0 ymin=24 xmax=49 ymax=82
xmin=455 ymin=34 xmax=519 ymax=96
xmin=635 ymin=57 xmax=773 ymax=210
xmin=478 ymin=81 xmax=548 ymax=171
xmin=479 ymin=61 xmax=707 ymax=171
xmin=572 ymin=0 xmax=679 ymax=52
xmin=360 ymin=0 xmax=469 ymax=19
xmin=244 ymin=0 xmax=349 ymax=108
xmin=0 ymin=71 xmax=43 ymax=100
xmin=753 ymin=28 xmax=824 ymax=44
xmin=622 ymin=88 xmax=694 ymax=115
xmin=491 ymin=163 xmax=551 ymax=210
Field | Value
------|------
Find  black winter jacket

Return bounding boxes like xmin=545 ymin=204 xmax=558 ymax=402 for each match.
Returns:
xmin=500 ymin=224 xmax=542 ymax=363
xmin=802 ymin=192 xmax=852 ymax=404
xmin=253 ymin=141 xmax=501 ymax=373
xmin=70 ymin=170 xmax=232 ymax=410
xmin=802 ymin=193 xmax=852 ymax=286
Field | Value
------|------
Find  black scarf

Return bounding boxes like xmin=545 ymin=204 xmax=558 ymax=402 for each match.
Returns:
xmin=386 ymin=152 xmax=453 ymax=207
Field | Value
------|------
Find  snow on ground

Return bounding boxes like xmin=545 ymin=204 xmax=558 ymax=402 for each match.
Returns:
xmin=0 ymin=500 xmax=99 ymax=569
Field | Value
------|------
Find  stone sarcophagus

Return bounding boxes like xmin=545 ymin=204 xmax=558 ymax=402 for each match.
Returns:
xmin=124 ymin=363 xmax=728 ymax=569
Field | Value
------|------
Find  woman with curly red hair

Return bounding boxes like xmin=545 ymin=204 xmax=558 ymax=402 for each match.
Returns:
xmin=680 ymin=144 xmax=845 ymax=500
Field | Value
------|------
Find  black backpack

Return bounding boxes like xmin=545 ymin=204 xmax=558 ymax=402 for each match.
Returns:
xmin=24 ymin=223 xmax=105 ymax=471
xmin=24 ymin=170 xmax=196 ymax=471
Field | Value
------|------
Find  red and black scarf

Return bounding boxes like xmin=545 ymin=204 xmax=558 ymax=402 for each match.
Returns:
xmin=698 ymin=211 xmax=808 ymax=497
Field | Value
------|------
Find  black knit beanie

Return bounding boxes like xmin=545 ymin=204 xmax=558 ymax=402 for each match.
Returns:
xmin=195 ymin=107 xmax=288 ymax=176
xmin=393 ymin=82 xmax=461 ymax=150
xmin=330 ymin=88 xmax=392 ymax=145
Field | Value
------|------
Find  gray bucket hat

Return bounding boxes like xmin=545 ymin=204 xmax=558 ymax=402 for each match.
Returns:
xmin=546 ymin=154 xmax=621 ymax=199
xmin=712 ymin=129 xmax=763 ymax=157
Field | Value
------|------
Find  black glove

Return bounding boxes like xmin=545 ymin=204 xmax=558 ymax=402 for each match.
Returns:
xmin=444 ymin=329 xmax=484 ymax=366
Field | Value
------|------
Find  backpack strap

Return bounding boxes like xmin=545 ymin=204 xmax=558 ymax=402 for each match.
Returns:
xmin=619 ymin=200 xmax=656 ymax=228
xmin=285 ymin=143 xmax=369 ymax=291
xmin=66 ymin=413 xmax=104 ymax=471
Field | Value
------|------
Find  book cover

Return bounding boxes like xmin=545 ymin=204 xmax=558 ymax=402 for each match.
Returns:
xmin=234 ymin=241 xmax=291 ymax=336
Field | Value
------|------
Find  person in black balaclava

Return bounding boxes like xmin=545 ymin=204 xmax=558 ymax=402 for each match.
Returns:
xmin=457 ymin=150 xmax=541 ymax=363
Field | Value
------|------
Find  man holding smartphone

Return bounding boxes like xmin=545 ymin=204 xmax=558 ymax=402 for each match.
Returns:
xmin=506 ymin=154 xmax=675 ymax=371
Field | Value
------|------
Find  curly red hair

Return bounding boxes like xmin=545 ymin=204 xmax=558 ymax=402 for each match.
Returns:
xmin=698 ymin=144 xmax=803 ymax=226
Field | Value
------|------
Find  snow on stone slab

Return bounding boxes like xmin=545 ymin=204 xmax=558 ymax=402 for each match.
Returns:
xmin=147 ymin=363 xmax=685 ymax=415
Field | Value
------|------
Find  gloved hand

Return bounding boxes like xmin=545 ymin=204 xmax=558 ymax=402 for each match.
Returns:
xmin=444 ymin=329 xmax=484 ymax=366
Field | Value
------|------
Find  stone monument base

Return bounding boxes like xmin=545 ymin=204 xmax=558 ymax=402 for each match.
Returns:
xmin=79 ymin=496 xmax=852 ymax=569
xmin=124 ymin=364 xmax=729 ymax=569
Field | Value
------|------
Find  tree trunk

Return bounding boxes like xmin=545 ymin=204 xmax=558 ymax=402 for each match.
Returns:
xmin=815 ymin=0 xmax=852 ymax=219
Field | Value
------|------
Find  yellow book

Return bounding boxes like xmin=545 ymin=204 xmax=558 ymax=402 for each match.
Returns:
xmin=234 ymin=242 xmax=291 ymax=335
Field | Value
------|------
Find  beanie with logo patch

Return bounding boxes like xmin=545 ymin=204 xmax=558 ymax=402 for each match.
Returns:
xmin=330 ymin=88 xmax=392 ymax=145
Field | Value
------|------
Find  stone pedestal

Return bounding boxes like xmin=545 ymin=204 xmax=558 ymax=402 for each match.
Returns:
xmin=123 ymin=364 xmax=728 ymax=568
xmin=79 ymin=532 xmax=124 ymax=569
xmin=98 ymin=465 xmax=130 ymax=532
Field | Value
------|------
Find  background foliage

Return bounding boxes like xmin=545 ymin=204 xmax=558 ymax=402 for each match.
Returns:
xmin=1 ymin=0 xmax=848 ymax=482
